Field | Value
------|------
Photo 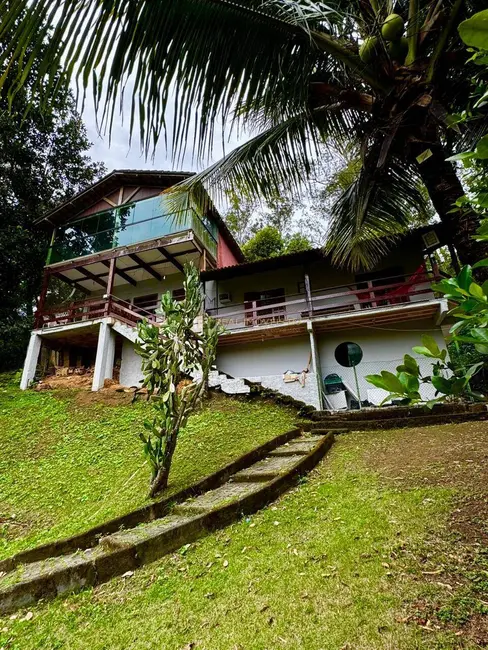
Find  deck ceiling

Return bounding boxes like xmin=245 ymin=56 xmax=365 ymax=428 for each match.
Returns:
xmin=48 ymin=237 xmax=203 ymax=293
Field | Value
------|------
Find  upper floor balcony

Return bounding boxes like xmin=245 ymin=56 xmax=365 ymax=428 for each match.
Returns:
xmin=47 ymin=194 xmax=218 ymax=265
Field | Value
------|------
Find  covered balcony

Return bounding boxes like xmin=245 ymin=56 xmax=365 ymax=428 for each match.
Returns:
xmin=206 ymin=269 xmax=443 ymax=345
xmin=47 ymin=194 xmax=218 ymax=265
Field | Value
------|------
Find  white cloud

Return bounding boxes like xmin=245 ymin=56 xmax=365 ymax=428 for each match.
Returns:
xmin=80 ymin=86 xmax=245 ymax=174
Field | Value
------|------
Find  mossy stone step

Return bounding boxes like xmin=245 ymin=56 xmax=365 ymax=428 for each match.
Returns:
xmin=0 ymin=432 xmax=334 ymax=614
xmin=173 ymin=481 xmax=262 ymax=515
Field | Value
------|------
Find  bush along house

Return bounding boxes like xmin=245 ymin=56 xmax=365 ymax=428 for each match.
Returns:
xmin=21 ymin=169 xmax=450 ymax=410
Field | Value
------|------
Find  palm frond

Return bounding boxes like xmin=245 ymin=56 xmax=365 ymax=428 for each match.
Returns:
xmin=0 ymin=0 xmax=316 ymax=159
xmin=326 ymin=156 xmax=432 ymax=270
xmin=165 ymin=101 xmax=368 ymax=220
xmin=0 ymin=0 xmax=389 ymax=159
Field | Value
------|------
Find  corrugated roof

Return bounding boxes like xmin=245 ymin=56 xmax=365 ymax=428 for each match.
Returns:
xmin=201 ymin=248 xmax=327 ymax=280
xmin=201 ymin=223 xmax=447 ymax=281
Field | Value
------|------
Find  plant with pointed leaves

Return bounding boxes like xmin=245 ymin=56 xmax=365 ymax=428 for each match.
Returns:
xmin=445 ymin=10 xmax=488 ymax=215
xmin=135 ymin=263 xmax=223 ymax=497
xmin=432 ymin=228 xmax=488 ymax=354
xmin=2 ymin=1 xmax=488 ymax=271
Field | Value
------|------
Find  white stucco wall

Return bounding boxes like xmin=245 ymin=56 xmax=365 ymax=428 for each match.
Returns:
xmin=119 ymin=339 xmax=144 ymax=387
xmin=217 ymin=335 xmax=321 ymax=408
xmin=317 ymin=320 xmax=448 ymax=403
xmin=93 ymin=274 xmax=186 ymax=310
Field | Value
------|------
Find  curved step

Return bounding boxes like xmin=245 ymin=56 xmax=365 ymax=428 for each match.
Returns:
xmin=0 ymin=433 xmax=333 ymax=614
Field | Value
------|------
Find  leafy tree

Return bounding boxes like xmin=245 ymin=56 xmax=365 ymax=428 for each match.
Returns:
xmin=224 ymin=189 xmax=259 ymax=245
xmin=242 ymin=226 xmax=312 ymax=261
xmin=136 ymin=264 xmax=223 ymax=497
xmin=0 ymin=25 xmax=104 ymax=370
xmin=447 ymin=9 xmax=488 ymax=215
xmin=285 ymin=232 xmax=313 ymax=255
xmin=2 ymin=1 xmax=488 ymax=273
xmin=242 ymin=226 xmax=285 ymax=262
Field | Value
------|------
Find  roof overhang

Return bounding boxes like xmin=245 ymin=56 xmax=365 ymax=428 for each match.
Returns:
xmin=217 ymin=299 xmax=443 ymax=346
xmin=46 ymin=231 xmax=207 ymax=292
xmin=37 ymin=170 xmax=195 ymax=227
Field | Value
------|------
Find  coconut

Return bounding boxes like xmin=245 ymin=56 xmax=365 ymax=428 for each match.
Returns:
xmin=359 ymin=36 xmax=380 ymax=64
xmin=388 ymin=37 xmax=409 ymax=62
xmin=381 ymin=13 xmax=405 ymax=41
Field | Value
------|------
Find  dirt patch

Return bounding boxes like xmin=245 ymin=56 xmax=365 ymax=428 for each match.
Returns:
xmin=362 ymin=420 xmax=488 ymax=491
xmin=73 ymin=389 xmax=134 ymax=407
xmin=362 ymin=422 xmax=488 ymax=645
xmin=40 ymin=374 xmax=93 ymax=390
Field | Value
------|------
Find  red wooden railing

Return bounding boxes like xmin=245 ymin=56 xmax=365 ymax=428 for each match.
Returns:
xmin=34 ymin=295 xmax=163 ymax=329
xmin=34 ymin=272 xmax=439 ymax=332
xmin=206 ymin=272 xmax=438 ymax=330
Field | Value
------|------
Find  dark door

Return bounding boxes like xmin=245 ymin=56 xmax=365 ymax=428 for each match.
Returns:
xmin=244 ymin=288 xmax=285 ymax=325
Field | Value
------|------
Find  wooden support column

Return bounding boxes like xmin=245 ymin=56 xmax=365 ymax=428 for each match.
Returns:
xmin=304 ymin=273 xmax=313 ymax=317
xmin=35 ymin=270 xmax=50 ymax=328
xmin=105 ymin=257 xmax=116 ymax=316
xmin=448 ymin=242 xmax=461 ymax=274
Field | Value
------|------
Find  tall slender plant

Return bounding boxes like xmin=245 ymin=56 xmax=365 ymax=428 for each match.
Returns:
xmin=136 ymin=263 xmax=223 ymax=497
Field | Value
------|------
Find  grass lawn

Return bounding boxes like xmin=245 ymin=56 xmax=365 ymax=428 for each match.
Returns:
xmin=0 ymin=376 xmax=298 ymax=560
xmin=1 ymin=379 xmax=487 ymax=649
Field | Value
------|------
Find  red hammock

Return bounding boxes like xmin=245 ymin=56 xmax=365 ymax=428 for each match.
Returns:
xmin=381 ymin=263 xmax=428 ymax=304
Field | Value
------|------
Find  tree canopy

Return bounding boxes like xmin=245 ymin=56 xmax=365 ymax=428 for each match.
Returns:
xmin=0 ymin=30 xmax=104 ymax=369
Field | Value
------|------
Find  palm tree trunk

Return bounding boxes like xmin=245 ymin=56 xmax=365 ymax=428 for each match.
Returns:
xmin=412 ymin=142 xmax=488 ymax=277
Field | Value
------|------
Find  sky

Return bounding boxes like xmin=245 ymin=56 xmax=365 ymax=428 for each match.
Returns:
xmin=82 ymin=92 xmax=244 ymax=176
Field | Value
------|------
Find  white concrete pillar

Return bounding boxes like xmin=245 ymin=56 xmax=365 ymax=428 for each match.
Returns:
xmin=307 ymin=321 xmax=324 ymax=410
xmin=92 ymin=320 xmax=116 ymax=391
xmin=20 ymin=333 xmax=42 ymax=390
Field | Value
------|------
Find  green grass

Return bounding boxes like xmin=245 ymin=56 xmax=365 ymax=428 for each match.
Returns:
xmin=0 ymin=382 xmax=297 ymax=560
xmin=1 ymin=377 xmax=486 ymax=649
xmin=1 ymin=428 xmax=482 ymax=649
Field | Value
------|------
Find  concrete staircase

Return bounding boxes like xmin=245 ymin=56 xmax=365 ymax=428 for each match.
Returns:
xmin=0 ymin=431 xmax=333 ymax=613
xmin=112 ymin=320 xmax=138 ymax=344
xmin=204 ymin=370 xmax=251 ymax=396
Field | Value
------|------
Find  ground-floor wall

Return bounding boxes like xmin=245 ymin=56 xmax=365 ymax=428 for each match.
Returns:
xmin=119 ymin=339 xmax=144 ymax=388
xmin=317 ymin=319 xmax=447 ymax=404
xmin=216 ymin=335 xmax=322 ymax=409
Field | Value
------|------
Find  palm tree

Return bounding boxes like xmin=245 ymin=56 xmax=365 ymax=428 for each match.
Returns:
xmin=1 ymin=0 xmax=487 ymax=270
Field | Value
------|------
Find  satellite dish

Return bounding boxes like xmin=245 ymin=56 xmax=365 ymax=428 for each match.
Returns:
xmin=334 ymin=342 xmax=363 ymax=368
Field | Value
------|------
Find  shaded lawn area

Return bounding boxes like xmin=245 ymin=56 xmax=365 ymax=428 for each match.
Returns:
xmin=0 ymin=382 xmax=298 ymax=560
xmin=1 ymin=419 xmax=487 ymax=649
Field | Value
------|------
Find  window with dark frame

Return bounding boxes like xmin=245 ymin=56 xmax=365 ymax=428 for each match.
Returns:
xmin=132 ymin=294 xmax=159 ymax=314
xmin=172 ymin=288 xmax=186 ymax=302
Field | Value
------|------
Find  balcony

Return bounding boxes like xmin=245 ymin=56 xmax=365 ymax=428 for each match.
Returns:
xmin=47 ymin=195 xmax=218 ymax=265
xmin=34 ymin=295 xmax=164 ymax=330
xmin=207 ymin=272 xmax=439 ymax=336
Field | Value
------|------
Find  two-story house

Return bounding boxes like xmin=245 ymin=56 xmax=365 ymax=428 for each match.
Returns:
xmin=20 ymin=169 xmax=243 ymax=392
xmin=20 ymin=169 xmax=450 ymax=411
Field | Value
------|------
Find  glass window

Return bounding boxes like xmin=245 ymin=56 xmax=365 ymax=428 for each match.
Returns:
xmin=47 ymin=195 xmax=218 ymax=263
